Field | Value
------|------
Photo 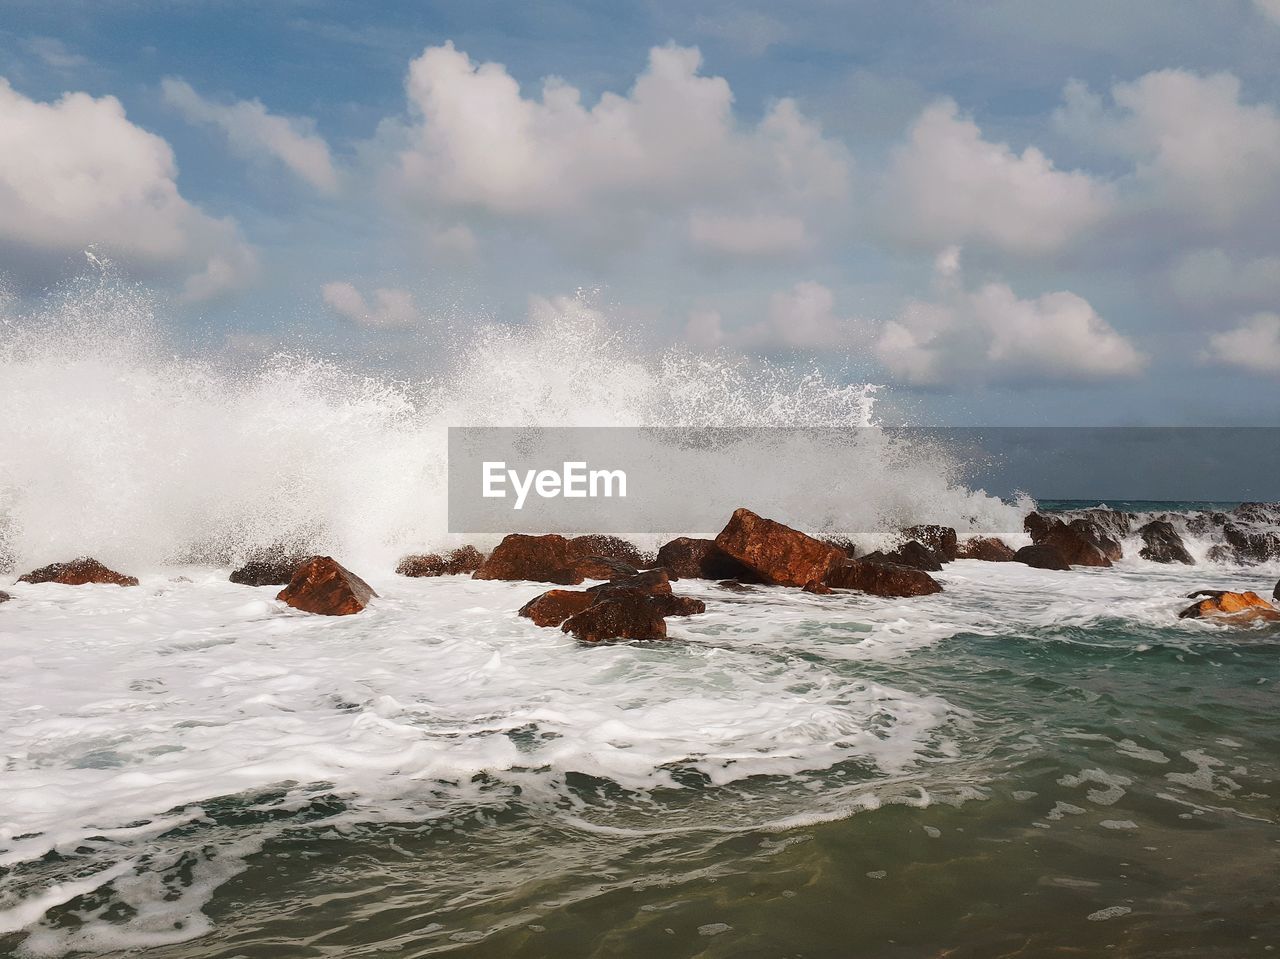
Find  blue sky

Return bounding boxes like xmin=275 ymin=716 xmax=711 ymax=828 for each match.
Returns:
xmin=3 ymin=0 xmax=1280 ymax=426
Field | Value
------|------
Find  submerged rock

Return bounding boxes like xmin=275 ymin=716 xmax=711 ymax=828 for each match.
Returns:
xmin=649 ymin=593 xmax=708 ymax=617
xmin=518 ymin=589 xmax=596 ymax=627
xmin=521 ymin=567 xmax=703 ymax=639
xmin=561 ymin=588 xmax=668 ymax=644
xmin=824 ymin=559 xmax=942 ymax=597
xmin=1014 ymin=544 xmax=1071 ymax=570
xmin=654 ymin=536 xmax=757 ymax=581
xmin=714 ymin=508 xmax=843 ymax=588
xmin=396 ymin=545 xmax=485 ymax=577
xmin=1138 ymin=520 xmax=1194 ymax=565
xmin=18 ymin=557 xmax=139 ymax=587
xmin=1178 ymin=590 xmax=1279 ymax=622
xmin=276 ymin=556 xmax=377 ymax=616
xmin=473 ymin=534 xmax=583 ymax=584
xmin=230 ymin=554 xmax=311 ymax=586
xmin=955 ymin=536 xmax=1017 ymax=562
xmin=0 ymin=590 xmax=9 ymax=603
xmin=903 ymin=525 xmax=958 ymax=561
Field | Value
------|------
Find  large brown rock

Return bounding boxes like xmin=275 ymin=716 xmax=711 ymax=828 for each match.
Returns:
xmin=1035 ymin=521 xmax=1113 ymax=567
xmin=276 ymin=557 xmax=377 ymax=616
xmin=654 ymin=536 xmax=757 ymax=580
xmin=567 ymin=535 xmax=652 ymax=569
xmin=472 ymin=534 xmax=583 ymax=584
xmin=955 ymin=537 xmax=1017 ymax=562
xmin=18 ymin=558 xmax=138 ymax=587
xmin=396 ymin=545 xmax=485 ymax=577
xmin=587 ymin=568 xmax=672 ymax=596
xmin=570 ymin=555 xmax=640 ymax=581
xmin=714 ymin=508 xmax=843 ymax=588
xmin=1178 ymin=590 xmax=1279 ymax=622
xmin=1138 ymin=521 xmax=1193 ymax=565
xmin=518 ymin=589 xmax=597 ymax=627
xmin=824 ymin=560 xmax=942 ymax=597
xmin=903 ymin=525 xmax=958 ymax=561
xmin=1014 ymin=544 xmax=1070 ymax=570
xmin=1067 ymin=518 xmax=1123 ymax=562
xmin=1221 ymin=522 xmax=1280 ymax=564
xmin=230 ymin=553 xmax=311 ymax=586
xmin=861 ymin=541 xmax=943 ymax=572
xmin=561 ymin=588 xmax=668 ymax=644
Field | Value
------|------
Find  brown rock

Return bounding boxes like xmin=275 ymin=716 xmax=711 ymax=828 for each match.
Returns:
xmin=1024 ymin=512 xmax=1051 ymax=540
xmin=1014 ymin=544 xmax=1071 ymax=570
xmin=570 ymin=555 xmax=640 ymax=581
xmin=567 ymin=535 xmax=652 ymax=569
xmin=0 ymin=590 xmax=10 ymax=603
xmin=561 ymin=588 xmax=668 ymax=644
xmin=713 ymin=508 xmax=843 ymax=588
xmin=654 ymin=536 xmax=758 ymax=580
xmin=650 ymin=593 xmax=707 ymax=617
xmin=903 ymin=525 xmax=958 ymax=561
xmin=717 ymin=580 xmax=757 ymax=592
xmin=1178 ymin=590 xmax=1279 ymax=621
xmin=861 ymin=541 xmax=943 ymax=572
xmin=230 ymin=553 xmax=310 ymax=586
xmin=472 ymin=534 xmax=583 ymax=584
xmin=276 ymin=556 xmax=377 ymax=616
xmin=18 ymin=557 xmax=138 ymax=587
xmin=1067 ymin=518 xmax=1123 ymax=562
xmin=824 ymin=560 xmax=942 ymax=597
xmin=396 ymin=546 xmax=485 ymax=577
xmin=1037 ymin=521 xmax=1112 ymax=567
xmin=588 ymin=568 xmax=672 ymax=597
xmin=955 ymin=537 xmax=1017 ymax=562
xmin=821 ymin=536 xmax=859 ymax=558
xmin=1138 ymin=521 xmax=1193 ymax=565
xmin=802 ymin=579 xmax=833 ymax=595
xmin=518 ymin=589 xmax=597 ymax=627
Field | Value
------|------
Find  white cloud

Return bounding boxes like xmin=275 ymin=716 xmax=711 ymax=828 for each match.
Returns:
xmin=1168 ymin=248 xmax=1280 ymax=310
xmin=684 ymin=281 xmax=864 ymax=353
xmin=321 ymin=281 xmax=419 ymax=329
xmin=0 ymin=77 xmax=255 ymax=300
xmin=393 ymin=42 xmax=848 ymax=250
xmin=689 ymin=212 xmax=811 ymax=256
xmin=1202 ymin=313 xmax=1280 ymax=375
xmin=25 ymin=37 xmax=88 ymax=71
xmin=875 ymin=252 xmax=1145 ymax=387
xmin=162 ymin=78 xmax=338 ymax=193
xmin=884 ymin=98 xmax=1113 ymax=255
xmin=1255 ymin=0 xmax=1280 ymax=25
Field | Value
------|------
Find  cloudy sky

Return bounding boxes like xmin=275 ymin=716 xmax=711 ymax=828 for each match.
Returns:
xmin=3 ymin=0 xmax=1280 ymax=426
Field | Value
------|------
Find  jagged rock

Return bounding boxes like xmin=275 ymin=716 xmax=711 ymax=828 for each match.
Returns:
xmin=1138 ymin=520 xmax=1194 ymax=565
xmin=861 ymin=540 xmax=943 ymax=572
xmin=518 ymin=589 xmax=596 ymax=627
xmin=567 ymin=535 xmax=652 ymax=569
xmin=396 ymin=546 xmax=485 ymax=577
xmin=650 ymin=593 xmax=707 ymax=617
xmin=587 ymin=568 xmax=672 ymax=596
xmin=570 ymin=555 xmax=640 ymax=581
xmin=1014 ymin=545 xmax=1071 ymax=570
xmin=955 ymin=537 xmax=1017 ymax=562
xmin=18 ymin=557 xmax=138 ymax=587
xmin=1067 ymin=518 xmax=1123 ymax=562
xmin=714 ymin=508 xmax=843 ymax=588
xmin=276 ymin=556 xmax=377 ymax=616
xmin=1072 ymin=508 xmax=1133 ymax=540
xmin=1031 ymin=520 xmax=1112 ymax=567
xmin=1178 ymin=590 xmax=1279 ymax=622
xmin=803 ymin=579 xmax=833 ymax=594
xmin=824 ymin=560 xmax=942 ymax=597
xmin=903 ymin=525 xmax=958 ymax=561
xmin=0 ymin=590 xmax=10 ymax=603
xmin=1024 ymin=512 xmax=1051 ymax=540
xmin=472 ymin=534 xmax=583 ymax=584
xmin=230 ymin=554 xmax=311 ymax=586
xmin=654 ymin=536 xmax=757 ymax=581
xmin=1221 ymin=522 xmax=1280 ymax=564
xmin=561 ymin=587 xmax=668 ymax=644
xmin=821 ymin=536 xmax=859 ymax=559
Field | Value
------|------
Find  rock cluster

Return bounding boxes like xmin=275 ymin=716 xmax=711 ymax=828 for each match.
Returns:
xmin=396 ymin=545 xmax=486 ymax=577
xmin=18 ymin=558 xmax=138 ymax=587
xmin=519 ymin=568 xmax=705 ymax=644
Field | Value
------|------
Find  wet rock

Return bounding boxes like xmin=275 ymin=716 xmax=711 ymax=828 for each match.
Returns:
xmin=714 ymin=508 xmax=844 ymax=588
xmin=1274 ymin=579 xmax=1279 ymax=602
xmin=587 ymin=568 xmax=672 ymax=597
xmin=396 ymin=546 xmax=485 ymax=577
xmin=230 ymin=554 xmax=311 ymax=586
xmin=955 ymin=537 xmax=1017 ymax=562
xmin=824 ymin=559 xmax=942 ymax=597
xmin=1072 ymin=508 xmax=1133 ymax=540
xmin=903 ymin=525 xmax=958 ymax=561
xmin=518 ymin=589 xmax=596 ymax=627
xmin=654 ymin=536 xmax=757 ymax=581
xmin=1023 ymin=512 xmax=1051 ymax=541
xmin=0 ymin=590 xmax=10 ymax=603
xmin=1031 ymin=520 xmax=1112 ymax=567
xmin=472 ymin=534 xmax=583 ymax=584
xmin=1221 ymin=522 xmax=1280 ymax=564
xmin=1178 ymin=590 xmax=1279 ymax=622
xmin=716 ymin=580 xmax=757 ymax=592
xmin=567 ymin=535 xmax=652 ymax=569
xmin=1138 ymin=520 xmax=1194 ymax=565
xmin=276 ymin=556 xmax=377 ymax=616
xmin=1067 ymin=518 xmax=1123 ymax=562
xmin=18 ymin=557 xmax=139 ymax=587
xmin=861 ymin=540 xmax=943 ymax=572
xmin=650 ymin=593 xmax=707 ymax=617
xmin=821 ymin=536 xmax=859 ymax=559
xmin=1014 ymin=544 xmax=1071 ymax=570
xmin=802 ymin=579 xmax=833 ymax=595
xmin=570 ymin=555 xmax=640 ymax=581
xmin=561 ymin=587 xmax=668 ymax=644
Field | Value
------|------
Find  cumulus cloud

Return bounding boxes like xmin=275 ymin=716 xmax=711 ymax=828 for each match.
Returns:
xmin=1202 ymin=313 xmax=1280 ymax=375
xmin=1168 ymin=248 xmax=1280 ymax=310
xmin=883 ymin=98 xmax=1113 ymax=255
xmin=684 ymin=281 xmax=864 ymax=352
xmin=689 ymin=212 xmax=811 ymax=256
xmin=321 ymin=281 xmax=419 ymax=329
xmin=162 ymin=78 xmax=338 ymax=193
xmin=875 ymin=251 xmax=1145 ymax=387
xmin=0 ymin=77 xmax=254 ymax=300
xmin=393 ymin=42 xmax=848 ymax=251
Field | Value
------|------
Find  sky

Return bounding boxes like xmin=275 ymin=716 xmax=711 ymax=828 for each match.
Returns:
xmin=2 ymin=0 xmax=1280 ymax=427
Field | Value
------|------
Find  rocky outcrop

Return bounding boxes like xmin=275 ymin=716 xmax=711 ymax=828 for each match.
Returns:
xmin=1221 ymin=522 xmax=1280 ymax=564
xmin=1067 ymin=518 xmax=1123 ymax=562
xmin=1029 ymin=519 xmax=1113 ymax=567
xmin=822 ymin=536 xmax=859 ymax=559
xmin=472 ymin=534 xmax=583 ymax=584
xmin=276 ymin=556 xmax=377 ymax=616
xmin=955 ymin=537 xmax=1017 ymax=562
xmin=587 ymin=568 xmax=672 ymax=597
xmin=654 ymin=536 xmax=758 ymax=581
xmin=18 ymin=558 xmax=139 ymax=587
xmin=561 ymin=588 xmax=668 ymax=644
xmin=649 ymin=593 xmax=708 ymax=617
xmin=230 ymin=553 xmax=311 ymax=586
xmin=1138 ymin=520 xmax=1194 ymax=565
xmin=1014 ymin=545 xmax=1070 ymax=570
xmin=714 ymin=508 xmax=844 ymax=588
xmin=824 ymin=559 xmax=942 ymax=597
xmin=518 ymin=589 xmax=596 ymax=627
xmin=570 ymin=555 xmax=640 ymax=581
xmin=520 ymin=567 xmax=704 ymax=640
xmin=396 ymin=545 xmax=485 ymax=577
xmin=1178 ymin=590 xmax=1279 ymax=622
xmin=903 ymin=525 xmax=958 ymax=561
xmin=861 ymin=540 xmax=943 ymax=572
xmin=567 ymin=535 xmax=652 ymax=569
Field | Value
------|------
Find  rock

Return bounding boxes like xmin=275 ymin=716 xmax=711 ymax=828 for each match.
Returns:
xmin=713 ymin=508 xmax=843 ymax=588
xmin=570 ymin=555 xmax=640 ymax=581
xmin=1274 ymin=579 xmax=1280 ymax=602
xmin=518 ymin=589 xmax=597 ymax=627
xmin=1221 ymin=522 xmax=1280 ymax=564
xmin=1024 ymin=512 xmax=1051 ymax=541
xmin=861 ymin=540 xmax=943 ymax=572
xmin=1014 ymin=545 xmax=1071 ymax=570
xmin=1067 ymin=518 xmax=1123 ymax=562
xmin=0 ymin=590 xmax=9 ymax=603
xmin=1033 ymin=520 xmax=1112 ymax=567
xmin=802 ymin=579 xmax=833 ymax=594
xmin=1138 ymin=520 xmax=1194 ymax=565
xmin=903 ymin=525 xmax=958 ymax=561
xmin=654 ymin=536 xmax=757 ymax=581
xmin=1206 ymin=544 xmax=1236 ymax=564
xmin=276 ymin=556 xmax=377 ymax=615
xmin=1071 ymin=508 xmax=1133 ymax=540
xmin=230 ymin=554 xmax=310 ymax=586
xmin=650 ymin=593 xmax=707 ymax=617
xmin=1187 ymin=589 xmax=1228 ymax=599
xmin=824 ymin=560 xmax=942 ymax=597
xmin=18 ymin=557 xmax=139 ymax=587
xmin=955 ymin=537 xmax=1017 ymax=562
xmin=396 ymin=545 xmax=485 ymax=577
xmin=567 ymin=535 xmax=652 ymax=569
xmin=821 ymin=536 xmax=859 ymax=559
xmin=472 ymin=534 xmax=583 ymax=584
xmin=717 ymin=580 xmax=757 ymax=592
xmin=561 ymin=588 xmax=668 ymax=644
xmin=1178 ymin=590 xmax=1280 ymax=622
xmin=587 ymin=568 xmax=672 ymax=596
